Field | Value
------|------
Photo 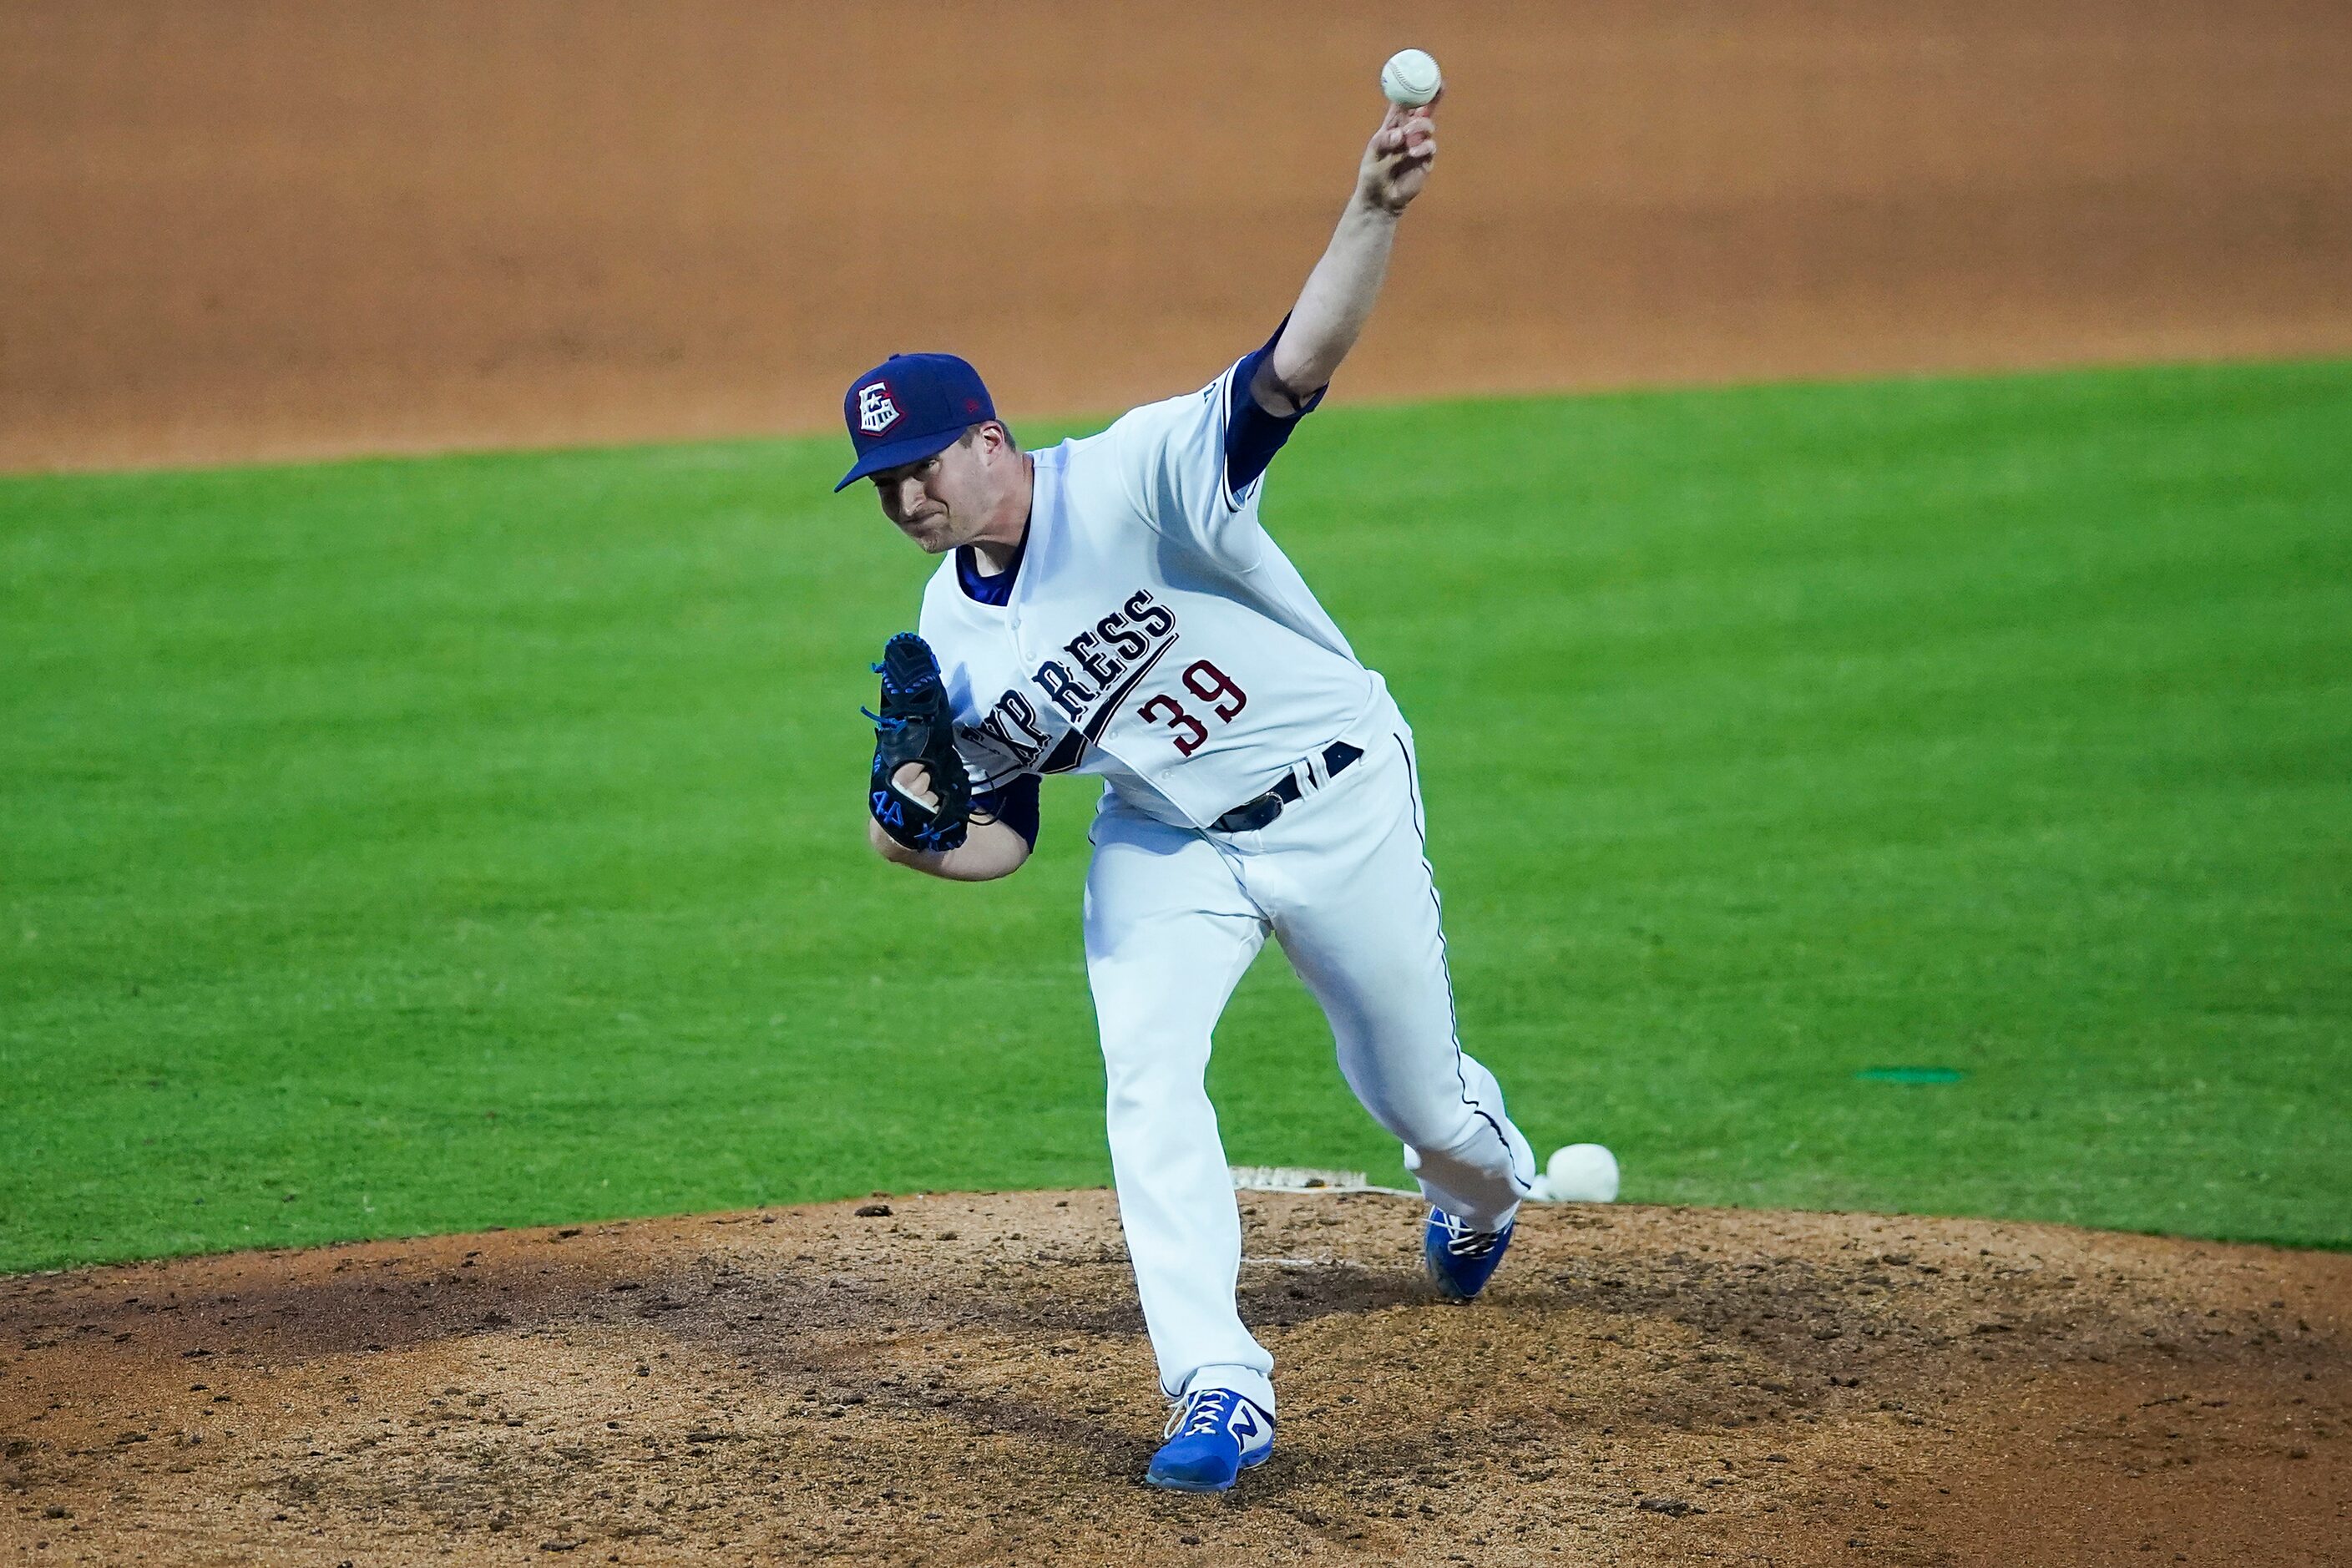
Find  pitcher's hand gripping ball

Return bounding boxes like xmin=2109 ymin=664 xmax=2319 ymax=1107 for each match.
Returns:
xmin=865 ymin=632 xmax=971 ymax=853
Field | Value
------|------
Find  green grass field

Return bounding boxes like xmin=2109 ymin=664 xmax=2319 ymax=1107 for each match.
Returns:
xmin=4 ymin=360 xmax=2348 ymax=1274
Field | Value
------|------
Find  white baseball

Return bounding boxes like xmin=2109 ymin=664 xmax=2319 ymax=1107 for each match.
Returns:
xmin=1538 ymin=1143 xmax=1621 ymax=1203
xmin=1379 ymin=48 xmax=1443 ymax=108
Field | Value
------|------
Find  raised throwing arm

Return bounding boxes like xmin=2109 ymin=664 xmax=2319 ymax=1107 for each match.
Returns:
xmin=1255 ymin=98 xmax=1440 ymax=414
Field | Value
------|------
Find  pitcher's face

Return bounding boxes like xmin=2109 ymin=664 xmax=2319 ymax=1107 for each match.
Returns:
xmin=870 ymin=425 xmax=1012 ymax=554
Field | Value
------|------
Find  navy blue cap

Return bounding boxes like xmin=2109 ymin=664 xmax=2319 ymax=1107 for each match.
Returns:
xmin=836 ymin=353 xmax=999 ymax=492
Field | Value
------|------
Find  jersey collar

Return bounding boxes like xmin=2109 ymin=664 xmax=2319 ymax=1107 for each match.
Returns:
xmin=952 ymin=448 xmax=1059 ymax=609
xmin=954 ymin=534 xmax=1023 ymax=606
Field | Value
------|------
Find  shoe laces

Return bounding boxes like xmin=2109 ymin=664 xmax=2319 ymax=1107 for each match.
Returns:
xmin=1165 ymin=1388 xmax=1236 ymax=1439
xmin=1434 ymin=1210 xmax=1506 ymax=1259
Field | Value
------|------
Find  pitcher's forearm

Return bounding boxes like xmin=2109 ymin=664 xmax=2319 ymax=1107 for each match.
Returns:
xmin=867 ymin=815 xmax=1032 ymax=882
xmin=1264 ymin=99 xmax=1437 ymax=406
xmin=1269 ymin=197 xmax=1401 ymax=400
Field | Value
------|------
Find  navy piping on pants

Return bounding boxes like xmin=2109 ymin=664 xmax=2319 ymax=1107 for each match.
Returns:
xmin=1392 ymin=733 xmax=1532 ymax=1194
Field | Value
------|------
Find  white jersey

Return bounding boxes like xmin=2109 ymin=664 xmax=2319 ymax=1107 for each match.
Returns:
xmin=881 ymin=341 xmax=1536 ymax=1424
xmin=917 ymin=356 xmax=1390 ymax=830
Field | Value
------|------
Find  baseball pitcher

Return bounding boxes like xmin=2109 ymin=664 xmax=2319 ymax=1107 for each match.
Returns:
xmin=846 ymin=82 xmax=1537 ymax=1493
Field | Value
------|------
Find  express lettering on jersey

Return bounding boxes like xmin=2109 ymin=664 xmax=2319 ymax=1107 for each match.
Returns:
xmin=920 ymin=378 xmax=1378 ymax=827
xmin=960 ymin=589 xmax=1179 ymax=776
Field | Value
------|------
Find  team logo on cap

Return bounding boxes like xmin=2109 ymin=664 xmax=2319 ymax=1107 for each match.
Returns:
xmin=856 ymin=382 xmax=902 ymax=436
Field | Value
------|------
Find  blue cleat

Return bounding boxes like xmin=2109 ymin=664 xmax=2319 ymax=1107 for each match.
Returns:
xmin=1424 ymin=1207 xmax=1515 ymax=1301
xmin=1144 ymin=1387 xmax=1275 ymax=1493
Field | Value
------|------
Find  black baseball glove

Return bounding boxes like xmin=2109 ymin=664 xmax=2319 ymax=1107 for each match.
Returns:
xmin=864 ymin=632 xmax=971 ymax=854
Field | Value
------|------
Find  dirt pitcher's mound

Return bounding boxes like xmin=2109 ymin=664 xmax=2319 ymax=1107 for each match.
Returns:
xmin=2 ymin=1195 xmax=2344 ymax=1565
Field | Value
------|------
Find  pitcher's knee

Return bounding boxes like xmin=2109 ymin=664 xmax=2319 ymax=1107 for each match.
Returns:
xmin=1105 ymin=1058 xmax=1211 ymax=1130
xmin=1358 ymin=1092 xmax=1487 ymax=1161
xmin=1406 ymin=1108 xmax=1524 ymax=1178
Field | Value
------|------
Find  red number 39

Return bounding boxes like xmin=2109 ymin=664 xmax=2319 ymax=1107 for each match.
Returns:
xmin=1137 ymin=660 xmax=1248 ymax=756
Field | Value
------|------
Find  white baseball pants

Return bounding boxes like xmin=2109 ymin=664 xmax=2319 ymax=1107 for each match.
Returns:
xmin=1082 ymin=708 xmax=1536 ymax=1416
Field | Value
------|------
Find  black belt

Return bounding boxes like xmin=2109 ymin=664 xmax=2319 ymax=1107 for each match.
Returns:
xmin=1211 ymin=742 xmax=1363 ymax=833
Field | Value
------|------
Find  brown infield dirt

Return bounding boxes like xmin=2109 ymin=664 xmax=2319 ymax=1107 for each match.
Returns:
xmin=5 ymin=0 xmax=2350 ymax=473
xmin=2 ymin=1194 xmax=2344 ymax=1566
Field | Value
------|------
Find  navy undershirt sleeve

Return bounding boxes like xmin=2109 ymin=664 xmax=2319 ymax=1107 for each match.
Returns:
xmin=1223 ymin=316 xmax=1328 ymax=499
xmin=969 ymin=772 xmax=1041 ymax=851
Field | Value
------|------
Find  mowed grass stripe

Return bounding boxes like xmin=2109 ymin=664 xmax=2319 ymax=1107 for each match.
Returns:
xmin=2 ymin=360 xmax=2347 ymax=1272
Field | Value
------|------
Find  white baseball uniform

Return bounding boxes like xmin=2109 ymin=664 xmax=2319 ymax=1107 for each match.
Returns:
xmin=913 ymin=336 xmax=1536 ymax=1418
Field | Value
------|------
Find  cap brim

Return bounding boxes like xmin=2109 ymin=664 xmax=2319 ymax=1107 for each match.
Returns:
xmin=834 ymin=427 xmax=963 ymax=492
